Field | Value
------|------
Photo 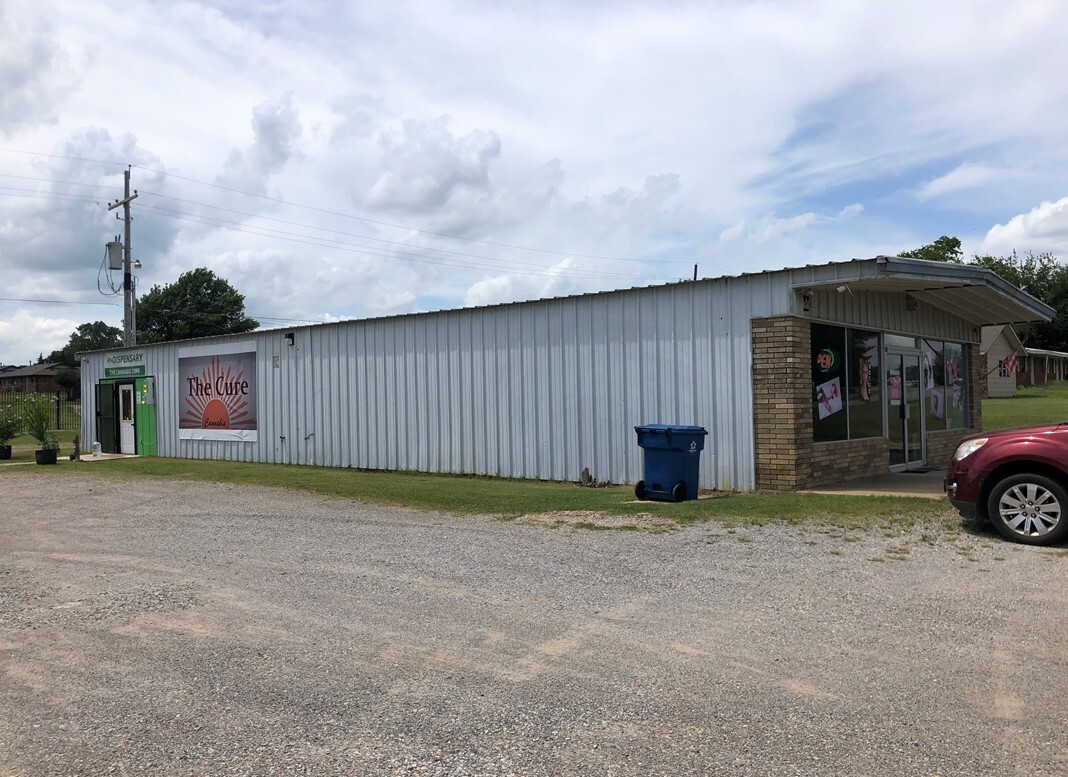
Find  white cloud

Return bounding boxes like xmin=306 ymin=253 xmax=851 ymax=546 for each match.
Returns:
xmin=981 ymin=197 xmax=1068 ymax=256
xmin=0 ymin=0 xmax=75 ymax=135
xmin=218 ymin=94 xmax=303 ymax=194
xmin=0 ymin=309 xmax=81 ymax=365
xmin=718 ymin=221 xmax=746 ymax=243
xmin=716 ymin=204 xmax=864 ymax=246
xmin=915 ymin=164 xmax=999 ymax=201
xmin=365 ymin=117 xmax=501 ymax=213
xmin=463 ymin=262 xmax=583 ymax=309
xmin=2 ymin=0 xmax=1068 ymax=363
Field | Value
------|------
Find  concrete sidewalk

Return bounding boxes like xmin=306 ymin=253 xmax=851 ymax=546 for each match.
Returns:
xmin=803 ymin=467 xmax=947 ymax=499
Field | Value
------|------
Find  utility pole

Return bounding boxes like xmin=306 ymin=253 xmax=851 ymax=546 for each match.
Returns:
xmin=107 ymin=168 xmax=138 ymax=346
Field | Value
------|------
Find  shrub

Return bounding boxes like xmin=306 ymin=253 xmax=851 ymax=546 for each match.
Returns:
xmin=0 ymin=409 xmax=20 ymax=445
xmin=25 ymin=395 xmax=60 ymax=451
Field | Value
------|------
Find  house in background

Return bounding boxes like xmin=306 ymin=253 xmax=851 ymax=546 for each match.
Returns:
xmin=1018 ymin=347 xmax=1068 ymax=388
xmin=980 ymin=325 xmax=1024 ymax=398
xmin=0 ymin=362 xmax=80 ymax=393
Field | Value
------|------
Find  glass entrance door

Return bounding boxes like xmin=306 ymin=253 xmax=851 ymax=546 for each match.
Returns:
xmin=887 ymin=351 xmax=924 ymax=470
xmin=119 ymin=383 xmax=136 ymax=455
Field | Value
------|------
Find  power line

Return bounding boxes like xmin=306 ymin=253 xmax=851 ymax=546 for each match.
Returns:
xmin=0 ymin=296 xmax=323 ymax=326
xmin=0 ymin=150 xmax=691 ymax=290
xmin=0 ymin=188 xmax=101 ymax=204
xmin=129 ymin=164 xmax=677 ymax=265
xmin=253 ymin=315 xmax=325 ymax=324
xmin=138 ymin=189 xmax=653 ymax=276
xmin=0 ymin=147 xmax=128 ymax=169
xmin=0 ymin=172 xmax=123 ymax=194
xmin=134 ymin=202 xmax=652 ymax=282
xmin=0 ymin=149 xmax=655 ymax=264
xmin=0 ymin=174 xmax=652 ymax=279
xmin=0 ymin=297 xmax=121 ymax=307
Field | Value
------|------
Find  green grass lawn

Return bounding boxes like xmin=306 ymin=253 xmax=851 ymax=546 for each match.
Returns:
xmin=983 ymin=382 xmax=1068 ymax=431
xmin=0 ymin=431 xmax=81 ymax=464
xmin=17 ymin=385 xmax=1063 ymax=534
xmin=2 ymin=453 xmax=957 ymax=534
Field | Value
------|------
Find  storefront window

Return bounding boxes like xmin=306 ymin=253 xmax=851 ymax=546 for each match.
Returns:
xmin=885 ymin=334 xmax=917 ymax=349
xmin=945 ymin=342 xmax=968 ymax=428
xmin=920 ymin=339 xmax=968 ymax=430
xmin=811 ymin=324 xmax=881 ymax=441
xmin=847 ymin=329 xmax=881 ymax=438
xmin=922 ymin=340 xmax=946 ymax=432
xmin=812 ymin=324 xmax=847 ymax=441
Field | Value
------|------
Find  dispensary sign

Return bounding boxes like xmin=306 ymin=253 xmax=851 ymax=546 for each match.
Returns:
xmin=104 ymin=351 xmax=146 ymax=377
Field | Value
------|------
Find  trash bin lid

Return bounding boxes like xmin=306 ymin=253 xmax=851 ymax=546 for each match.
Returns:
xmin=634 ymin=424 xmax=707 ymax=434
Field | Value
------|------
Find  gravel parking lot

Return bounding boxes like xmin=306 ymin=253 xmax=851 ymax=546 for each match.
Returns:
xmin=2 ymin=471 xmax=1067 ymax=776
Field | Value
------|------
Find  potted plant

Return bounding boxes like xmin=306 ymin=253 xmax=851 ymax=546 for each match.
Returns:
xmin=25 ymin=395 xmax=61 ymax=465
xmin=0 ymin=409 xmax=20 ymax=460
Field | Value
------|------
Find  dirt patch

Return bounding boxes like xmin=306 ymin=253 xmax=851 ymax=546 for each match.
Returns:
xmin=516 ymin=509 xmax=675 ymax=531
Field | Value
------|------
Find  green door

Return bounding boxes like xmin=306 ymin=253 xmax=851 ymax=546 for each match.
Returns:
xmin=134 ymin=377 xmax=157 ymax=456
xmin=96 ymin=382 xmax=119 ymax=454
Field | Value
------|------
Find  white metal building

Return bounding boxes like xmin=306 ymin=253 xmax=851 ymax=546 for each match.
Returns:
xmin=79 ymin=256 xmax=1053 ymax=492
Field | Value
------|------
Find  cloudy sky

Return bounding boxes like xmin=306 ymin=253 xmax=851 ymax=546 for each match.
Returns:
xmin=2 ymin=0 xmax=1068 ymax=365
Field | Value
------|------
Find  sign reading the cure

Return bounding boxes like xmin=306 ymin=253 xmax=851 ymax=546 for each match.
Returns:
xmin=178 ymin=349 xmax=258 ymax=440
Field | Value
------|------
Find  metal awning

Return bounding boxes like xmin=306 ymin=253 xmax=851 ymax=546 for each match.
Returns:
xmin=796 ymin=256 xmax=1055 ymax=325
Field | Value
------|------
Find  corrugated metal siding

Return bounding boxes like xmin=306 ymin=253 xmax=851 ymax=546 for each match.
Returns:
xmin=78 ymin=261 xmax=1000 ymax=491
xmin=797 ymin=289 xmax=979 ymax=343
xmin=81 ymin=274 xmax=779 ymax=490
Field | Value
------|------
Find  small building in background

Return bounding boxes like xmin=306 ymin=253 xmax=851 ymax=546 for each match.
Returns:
xmin=0 ymin=362 xmax=80 ymax=394
xmin=980 ymin=325 xmax=1024 ymax=398
xmin=1018 ymin=347 xmax=1068 ymax=388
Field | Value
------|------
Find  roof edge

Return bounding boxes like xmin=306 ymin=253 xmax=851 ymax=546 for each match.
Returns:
xmin=876 ymin=255 xmax=1056 ymax=322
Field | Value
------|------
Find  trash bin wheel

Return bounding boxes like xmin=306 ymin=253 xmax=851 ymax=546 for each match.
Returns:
xmin=671 ymin=482 xmax=686 ymax=502
xmin=634 ymin=480 xmax=647 ymax=500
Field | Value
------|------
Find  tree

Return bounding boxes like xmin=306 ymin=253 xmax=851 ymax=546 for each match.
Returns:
xmin=898 ymin=235 xmax=964 ymax=263
xmin=970 ymin=251 xmax=1063 ymax=298
xmin=136 ymin=268 xmax=259 ymax=344
xmin=903 ymin=238 xmax=1068 ymax=350
xmin=55 ymin=369 xmax=81 ymax=400
xmin=47 ymin=321 xmax=123 ymax=363
xmin=967 ymin=250 xmax=1068 ymax=350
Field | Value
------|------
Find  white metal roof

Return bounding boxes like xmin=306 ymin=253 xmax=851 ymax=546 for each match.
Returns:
xmin=792 ymin=256 xmax=1054 ymax=326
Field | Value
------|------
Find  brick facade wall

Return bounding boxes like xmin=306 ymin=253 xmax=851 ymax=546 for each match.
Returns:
xmin=751 ymin=317 xmax=813 ymax=491
xmin=809 ymin=437 xmax=892 ymax=487
xmin=752 ymin=319 xmax=985 ymax=491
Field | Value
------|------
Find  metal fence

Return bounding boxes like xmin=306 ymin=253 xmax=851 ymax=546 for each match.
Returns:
xmin=0 ymin=391 xmax=82 ymax=432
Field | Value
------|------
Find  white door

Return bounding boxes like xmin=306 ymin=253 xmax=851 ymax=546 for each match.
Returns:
xmin=119 ymin=384 xmax=136 ymax=454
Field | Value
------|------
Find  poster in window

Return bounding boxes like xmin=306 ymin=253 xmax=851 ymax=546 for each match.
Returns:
xmin=816 ymin=377 xmax=843 ymax=420
xmin=811 ymin=323 xmax=847 ymax=441
xmin=888 ymin=371 xmax=901 ymax=403
xmin=859 ymin=358 xmax=870 ymax=400
xmin=929 ymin=387 xmax=944 ymax=419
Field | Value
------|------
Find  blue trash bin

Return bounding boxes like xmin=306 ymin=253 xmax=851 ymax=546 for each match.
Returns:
xmin=634 ymin=425 xmax=708 ymax=502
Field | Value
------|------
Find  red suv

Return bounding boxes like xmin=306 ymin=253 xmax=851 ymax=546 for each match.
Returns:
xmin=946 ymin=424 xmax=1068 ymax=545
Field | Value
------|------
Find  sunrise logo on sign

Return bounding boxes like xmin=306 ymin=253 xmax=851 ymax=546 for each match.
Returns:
xmin=179 ymin=353 xmax=257 ymax=433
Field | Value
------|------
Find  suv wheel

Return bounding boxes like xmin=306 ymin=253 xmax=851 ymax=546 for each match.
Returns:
xmin=986 ymin=473 xmax=1068 ymax=546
